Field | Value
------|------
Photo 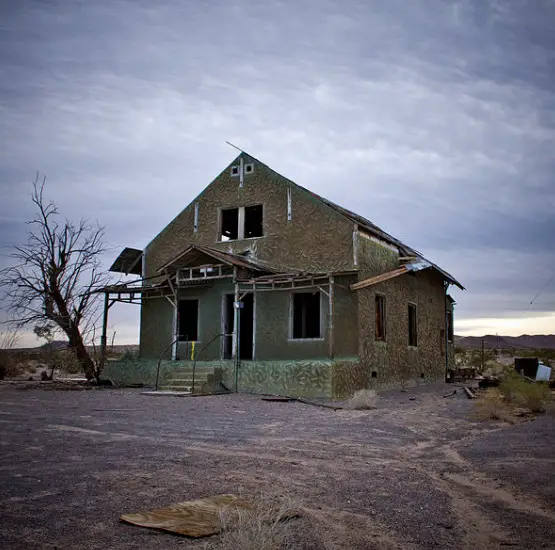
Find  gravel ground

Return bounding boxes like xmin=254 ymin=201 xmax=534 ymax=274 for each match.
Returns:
xmin=0 ymin=384 xmax=554 ymax=549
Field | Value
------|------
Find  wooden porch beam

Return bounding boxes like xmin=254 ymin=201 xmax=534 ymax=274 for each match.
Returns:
xmin=350 ymin=266 xmax=408 ymax=291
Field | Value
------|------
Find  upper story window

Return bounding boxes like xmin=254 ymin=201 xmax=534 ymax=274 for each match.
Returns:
xmin=219 ymin=205 xmax=263 ymax=241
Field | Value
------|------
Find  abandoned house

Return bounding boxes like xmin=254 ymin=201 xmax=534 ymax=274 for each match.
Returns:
xmin=104 ymin=152 xmax=464 ymax=398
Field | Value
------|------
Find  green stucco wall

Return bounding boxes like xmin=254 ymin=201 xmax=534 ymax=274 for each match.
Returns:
xmin=140 ymin=275 xmax=359 ymax=363
xmin=104 ymin=357 xmax=364 ymax=399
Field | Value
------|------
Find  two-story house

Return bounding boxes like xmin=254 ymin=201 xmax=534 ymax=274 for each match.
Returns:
xmin=104 ymin=151 xmax=463 ymax=398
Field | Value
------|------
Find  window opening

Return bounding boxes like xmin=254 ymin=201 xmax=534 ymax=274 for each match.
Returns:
xmin=244 ymin=205 xmax=263 ymax=238
xmin=375 ymin=295 xmax=386 ymax=341
xmin=408 ymin=304 xmax=417 ymax=346
xmin=178 ymin=300 xmax=199 ymax=341
xmin=220 ymin=208 xmax=239 ymax=241
xmin=447 ymin=309 xmax=454 ymax=342
xmin=292 ymin=292 xmax=321 ymax=339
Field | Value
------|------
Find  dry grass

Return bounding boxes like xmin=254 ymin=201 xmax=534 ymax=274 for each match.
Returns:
xmin=346 ymin=389 xmax=378 ymax=410
xmin=473 ymin=389 xmax=514 ymax=422
xmin=206 ymin=494 xmax=300 ymax=550
xmin=0 ymin=329 xmax=22 ymax=379
xmin=499 ymin=373 xmax=550 ymax=413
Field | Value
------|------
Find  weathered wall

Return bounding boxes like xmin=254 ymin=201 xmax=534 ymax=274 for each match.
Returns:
xmin=143 ymin=153 xmax=356 ymax=278
xmin=103 ymin=357 xmax=361 ymax=399
xmin=140 ymin=297 xmax=173 ymax=360
xmin=357 ymin=235 xmax=449 ymax=387
xmin=140 ymin=275 xmax=359 ymax=362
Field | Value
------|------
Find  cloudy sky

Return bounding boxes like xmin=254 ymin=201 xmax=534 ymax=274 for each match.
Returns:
xmin=1 ymin=0 xmax=554 ymax=345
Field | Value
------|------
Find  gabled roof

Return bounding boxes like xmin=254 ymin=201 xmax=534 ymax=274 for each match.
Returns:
xmin=157 ymin=244 xmax=279 ymax=274
xmin=239 ymin=151 xmax=464 ymax=290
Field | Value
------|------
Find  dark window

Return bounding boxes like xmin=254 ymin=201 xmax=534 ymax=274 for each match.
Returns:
xmin=178 ymin=300 xmax=198 ymax=341
xmin=408 ymin=304 xmax=417 ymax=347
xmin=292 ymin=292 xmax=321 ymax=339
xmin=231 ymin=166 xmax=239 ymax=176
xmin=244 ymin=205 xmax=263 ymax=238
xmin=447 ymin=309 xmax=454 ymax=342
xmin=220 ymin=208 xmax=239 ymax=241
xmin=375 ymin=295 xmax=386 ymax=341
xmin=244 ymin=163 xmax=254 ymax=174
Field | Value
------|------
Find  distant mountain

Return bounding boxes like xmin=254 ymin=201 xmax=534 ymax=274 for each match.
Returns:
xmin=455 ymin=334 xmax=555 ymax=350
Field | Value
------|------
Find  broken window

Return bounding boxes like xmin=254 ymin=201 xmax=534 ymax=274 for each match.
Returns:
xmin=178 ymin=299 xmax=199 ymax=341
xmin=375 ymin=295 xmax=386 ymax=341
xmin=292 ymin=292 xmax=321 ymax=339
xmin=219 ymin=205 xmax=263 ymax=241
xmin=220 ymin=208 xmax=239 ymax=241
xmin=244 ymin=205 xmax=263 ymax=238
xmin=408 ymin=304 xmax=417 ymax=347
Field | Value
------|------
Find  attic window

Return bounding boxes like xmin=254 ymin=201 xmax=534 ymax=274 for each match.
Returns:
xmin=230 ymin=166 xmax=239 ymax=177
xmin=219 ymin=205 xmax=264 ymax=241
xmin=220 ymin=208 xmax=239 ymax=241
xmin=244 ymin=163 xmax=254 ymax=174
xmin=244 ymin=205 xmax=263 ymax=238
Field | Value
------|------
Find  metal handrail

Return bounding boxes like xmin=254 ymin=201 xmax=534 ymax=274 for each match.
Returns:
xmin=192 ymin=333 xmax=232 ymax=394
xmin=155 ymin=337 xmax=180 ymax=391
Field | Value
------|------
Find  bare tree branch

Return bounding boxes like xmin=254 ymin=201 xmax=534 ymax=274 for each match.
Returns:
xmin=0 ymin=174 xmax=110 ymax=381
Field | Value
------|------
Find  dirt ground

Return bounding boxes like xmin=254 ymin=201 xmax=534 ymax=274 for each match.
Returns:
xmin=0 ymin=384 xmax=554 ymax=550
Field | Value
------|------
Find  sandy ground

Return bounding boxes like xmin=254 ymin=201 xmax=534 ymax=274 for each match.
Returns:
xmin=0 ymin=384 xmax=554 ymax=549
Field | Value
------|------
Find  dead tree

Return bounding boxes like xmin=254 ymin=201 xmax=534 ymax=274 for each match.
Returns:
xmin=0 ymin=175 xmax=108 ymax=381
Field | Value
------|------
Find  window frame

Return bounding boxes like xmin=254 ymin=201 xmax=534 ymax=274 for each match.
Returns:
xmin=408 ymin=302 xmax=418 ymax=347
xmin=217 ymin=205 xmax=264 ymax=242
xmin=288 ymin=290 xmax=324 ymax=341
xmin=375 ymin=294 xmax=386 ymax=342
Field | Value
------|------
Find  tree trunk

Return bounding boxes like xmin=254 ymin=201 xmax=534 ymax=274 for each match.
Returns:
xmin=67 ymin=326 xmax=97 ymax=382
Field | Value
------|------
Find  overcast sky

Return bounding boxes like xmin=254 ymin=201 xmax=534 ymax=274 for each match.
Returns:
xmin=1 ymin=0 xmax=554 ymax=345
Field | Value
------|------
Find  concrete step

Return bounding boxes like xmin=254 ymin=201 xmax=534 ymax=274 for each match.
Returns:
xmin=159 ymin=385 xmax=193 ymax=392
xmin=165 ymin=368 xmax=216 ymax=376
xmin=168 ymin=376 xmax=210 ymax=384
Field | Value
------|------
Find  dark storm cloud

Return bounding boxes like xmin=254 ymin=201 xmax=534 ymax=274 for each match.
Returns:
xmin=1 ymin=0 xmax=554 ymax=340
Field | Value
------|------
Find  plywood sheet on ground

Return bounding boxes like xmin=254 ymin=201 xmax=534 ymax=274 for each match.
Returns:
xmin=120 ymin=494 xmax=251 ymax=537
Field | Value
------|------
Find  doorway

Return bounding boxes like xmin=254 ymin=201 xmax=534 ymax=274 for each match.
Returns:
xmin=222 ymin=293 xmax=254 ymax=360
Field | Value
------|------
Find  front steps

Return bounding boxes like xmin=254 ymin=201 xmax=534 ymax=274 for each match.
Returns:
xmin=158 ymin=363 xmax=224 ymax=394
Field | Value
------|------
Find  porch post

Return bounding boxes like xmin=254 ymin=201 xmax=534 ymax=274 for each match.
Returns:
xmin=328 ymin=276 xmax=334 ymax=359
xmin=99 ymin=291 xmax=109 ymax=371
xmin=172 ymin=301 xmax=179 ymax=360
xmin=233 ymin=268 xmax=240 ymax=392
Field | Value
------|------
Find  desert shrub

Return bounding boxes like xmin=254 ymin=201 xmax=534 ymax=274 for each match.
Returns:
xmin=473 ymin=389 xmax=513 ymax=422
xmin=57 ymin=349 xmax=82 ymax=374
xmin=0 ymin=329 xmax=22 ymax=379
xmin=499 ymin=373 xmax=550 ymax=413
xmin=346 ymin=389 xmax=378 ymax=410
xmin=208 ymin=495 xmax=299 ymax=550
